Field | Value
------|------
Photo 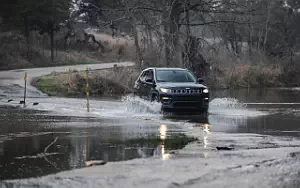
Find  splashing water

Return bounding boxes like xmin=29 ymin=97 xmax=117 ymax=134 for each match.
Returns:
xmin=0 ymin=93 xmax=267 ymax=119
xmin=209 ymin=98 xmax=268 ymax=117
xmin=0 ymin=95 xmax=163 ymax=119
xmin=209 ymin=98 xmax=247 ymax=108
xmin=122 ymin=95 xmax=162 ymax=115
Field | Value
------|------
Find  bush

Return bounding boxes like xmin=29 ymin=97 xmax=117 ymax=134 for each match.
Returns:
xmin=32 ymin=67 xmax=140 ymax=97
xmin=202 ymin=47 xmax=285 ymax=89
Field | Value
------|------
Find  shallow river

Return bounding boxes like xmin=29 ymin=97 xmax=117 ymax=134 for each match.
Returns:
xmin=0 ymin=87 xmax=300 ymax=181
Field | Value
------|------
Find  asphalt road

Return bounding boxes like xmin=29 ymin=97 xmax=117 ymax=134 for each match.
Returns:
xmin=0 ymin=62 xmax=134 ymax=98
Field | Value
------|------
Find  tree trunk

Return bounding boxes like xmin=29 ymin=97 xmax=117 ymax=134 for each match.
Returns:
xmin=132 ymin=18 xmax=142 ymax=70
xmin=234 ymin=27 xmax=239 ymax=55
xmin=184 ymin=3 xmax=191 ymax=68
xmin=164 ymin=24 xmax=171 ymax=66
xmin=24 ymin=14 xmax=30 ymax=58
xmin=248 ymin=15 xmax=253 ymax=60
xmin=147 ymin=25 xmax=153 ymax=49
xmin=164 ymin=0 xmax=181 ymax=67
xmin=49 ymin=24 xmax=55 ymax=64
xmin=263 ymin=1 xmax=271 ymax=53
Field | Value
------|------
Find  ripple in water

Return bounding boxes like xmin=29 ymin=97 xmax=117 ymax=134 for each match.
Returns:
xmin=0 ymin=95 xmax=267 ymax=118
xmin=209 ymin=98 xmax=268 ymax=117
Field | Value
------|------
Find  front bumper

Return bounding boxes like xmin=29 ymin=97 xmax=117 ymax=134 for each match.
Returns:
xmin=159 ymin=93 xmax=209 ymax=112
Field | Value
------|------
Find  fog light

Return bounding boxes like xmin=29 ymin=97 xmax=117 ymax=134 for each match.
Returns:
xmin=162 ymin=97 xmax=170 ymax=100
xmin=203 ymin=89 xmax=209 ymax=94
xmin=204 ymin=98 xmax=209 ymax=101
xmin=160 ymin=88 xmax=171 ymax=93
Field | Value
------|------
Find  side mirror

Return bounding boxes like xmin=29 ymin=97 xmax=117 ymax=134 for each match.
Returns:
xmin=145 ymin=78 xmax=153 ymax=83
xmin=197 ymin=78 xmax=204 ymax=84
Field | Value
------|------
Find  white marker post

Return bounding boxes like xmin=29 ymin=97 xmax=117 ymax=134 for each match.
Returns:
xmin=85 ymin=66 xmax=90 ymax=112
xmin=23 ymin=72 xmax=27 ymax=107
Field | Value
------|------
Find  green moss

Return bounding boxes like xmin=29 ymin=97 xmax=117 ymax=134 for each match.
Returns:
xmin=33 ymin=74 xmax=82 ymax=97
xmin=36 ymin=76 xmax=59 ymax=96
xmin=31 ymin=67 xmax=136 ymax=97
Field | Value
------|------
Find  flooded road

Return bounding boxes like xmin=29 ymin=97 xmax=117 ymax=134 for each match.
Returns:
xmin=0 ymin=64 xmax=300 ymax=187
xmin=0 ymin=107 xmax=195 ymax=180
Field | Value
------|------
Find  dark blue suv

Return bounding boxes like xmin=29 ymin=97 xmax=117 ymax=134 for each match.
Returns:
xmin=134 ymin=68 xmax=209 ymax=113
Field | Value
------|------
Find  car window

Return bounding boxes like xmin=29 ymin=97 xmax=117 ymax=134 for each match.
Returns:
xmin=146 ymin=70 xmax=154 ymax=82
xmin=141 ymin=70 xmax=153 ymax=82
xmin=156 ymin=70 xmax=196 ymax=83
xmin=139 ymin=71 xmax=147 ymax=82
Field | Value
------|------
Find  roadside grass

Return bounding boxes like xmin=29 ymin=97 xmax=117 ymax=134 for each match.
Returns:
xmin=32 ymin=67 xmax=139 ymax=97
xmin=33 ymin=73 xmax=80 ymax=96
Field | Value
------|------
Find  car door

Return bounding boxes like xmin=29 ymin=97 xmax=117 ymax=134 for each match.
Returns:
xmin=134 ymin=71 xmax=147 ymax=98
xmin=143 ymin=69 xmax=154 ymax=100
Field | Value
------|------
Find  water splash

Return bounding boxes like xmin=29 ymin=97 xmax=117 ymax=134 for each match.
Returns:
xmin=0 ymin=95 xmax=163 ymax=119
xmin=0 ymin=94 xmax=267 ymax=119
xmin=209 ymin=98 xmax=267 ymax=117
xmin=209 ymin=98 xmax=247 ymax=108
xmin=122 ymin=95 xmax=162 ymax=114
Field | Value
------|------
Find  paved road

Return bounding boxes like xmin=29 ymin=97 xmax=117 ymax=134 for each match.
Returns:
xmin=0 ymin=62 xmax=134 ymax=98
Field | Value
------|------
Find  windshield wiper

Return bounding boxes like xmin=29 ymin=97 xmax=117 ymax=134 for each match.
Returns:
xmin=158 ymin=80 xmax=169 ymax=82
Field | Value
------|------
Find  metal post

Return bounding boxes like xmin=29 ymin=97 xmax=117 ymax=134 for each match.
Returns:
xmin=85 ymin=66 xmax=90 ymax=112
xmin=24 ymin=72 xmax=27 ymax=108
xmin=86 ymin=133 xmax=89 ymax=161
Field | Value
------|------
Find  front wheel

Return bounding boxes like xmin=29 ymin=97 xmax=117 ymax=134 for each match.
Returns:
xmin=151 ymin=93 xmax=160 ymax=102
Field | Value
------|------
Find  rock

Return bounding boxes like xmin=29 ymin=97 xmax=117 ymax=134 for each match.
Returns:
xmin=85 ymin=160 xmax=107 ymax=167
xmin=8 ymin=99 xmax=14 ymax=102
xmin=33 ymin=102 xmax=39 ymax=106
xmin=290 ymin=152 xmax=300 ymax=158
xmin=216 ymin=147 xmax=234 ymax=151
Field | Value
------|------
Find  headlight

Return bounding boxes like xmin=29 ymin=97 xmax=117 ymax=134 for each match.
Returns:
xmin=160 ymin=88 xmax=170 ymax=93
xmin=203 ymin=89 xmax=209 ymax=94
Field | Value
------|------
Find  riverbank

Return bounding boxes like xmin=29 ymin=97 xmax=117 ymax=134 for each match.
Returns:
xmin=31 ymin=66 xmax=139 ymax=97
xmin=31 ymin=63 xmax=293 ymax=98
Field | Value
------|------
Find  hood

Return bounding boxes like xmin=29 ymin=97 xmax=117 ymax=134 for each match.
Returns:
xmin=157 ymin=82 xmax=207 ymax=89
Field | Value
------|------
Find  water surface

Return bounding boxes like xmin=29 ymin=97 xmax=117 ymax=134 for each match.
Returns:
xmin=0 ymin=88 xmax=300 ymax=180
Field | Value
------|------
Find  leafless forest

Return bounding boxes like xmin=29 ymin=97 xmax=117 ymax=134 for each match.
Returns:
xmin=1 ymin=0 xmax=300 ymax=88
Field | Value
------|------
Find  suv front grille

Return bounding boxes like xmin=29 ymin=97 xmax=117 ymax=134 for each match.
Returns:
xmin=172 ymin=89 xmax=202 ymax=94
xmin=174 ymin=96 xmax=202 ymax=102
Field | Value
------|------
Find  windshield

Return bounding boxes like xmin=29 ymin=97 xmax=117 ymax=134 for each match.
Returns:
xmin=156 ymin=70 xmax=197 ymax=83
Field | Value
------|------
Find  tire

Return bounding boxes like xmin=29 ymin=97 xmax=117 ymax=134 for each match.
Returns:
xmin=151 ymin=93 xmax=160 ymax=102
xmin=199 ymin=107 xmax=209 ymax=115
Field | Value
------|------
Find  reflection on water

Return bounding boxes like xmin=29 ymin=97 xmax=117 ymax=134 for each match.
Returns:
xmin=159 ymin=124 xmax=170 ymax=160
xmin=0 ymin=108 xmax=194 ymax=180
xmin=211 ymin=88 xmax=300 ymax=103
xmin=0 ymin=129 xmax=189 ymax=180
xmin=207 ymin=113 xmax=300 ymax=136
xmin=160 ymin=124 xmax=167 ymax=140
xmin=1 ymin=88 xmax=300 ymax=180
xmin=201 ymin=124 xmax=211 ymax=149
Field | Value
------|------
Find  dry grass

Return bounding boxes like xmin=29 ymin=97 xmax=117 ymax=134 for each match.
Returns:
xmin=0 ymin=31 xmax=136 ymax=70
xmin=202 ymin=46 xmax=288 ymax=89
xmin=225 ymin=64 xmax=283 ymax=89
xmin=32 ymin=66 xmax=140 ymax=97
xmin=94 ymin=67 xmax=140 ymax=93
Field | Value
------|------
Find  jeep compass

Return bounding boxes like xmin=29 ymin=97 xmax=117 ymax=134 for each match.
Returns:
xmin=133 ymin=68 xmax=209 ymax=113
